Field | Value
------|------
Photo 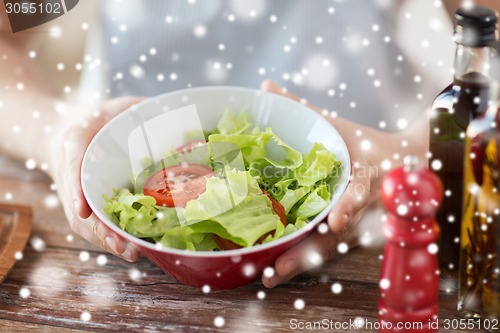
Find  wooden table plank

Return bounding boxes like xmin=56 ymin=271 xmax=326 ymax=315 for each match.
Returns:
xmin=0 ymin=318 xmax=92 ymax=333
xmin=0 ymin=245 xmax=483 ymax=333
xmin=0 ymin=163 xmax=488 ymax=333
xmin=0 ymin=174 xmax=102 ymax=251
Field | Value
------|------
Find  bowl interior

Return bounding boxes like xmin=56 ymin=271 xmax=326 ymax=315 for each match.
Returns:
xmin=81 ymin=86 xmax=350 ymax=256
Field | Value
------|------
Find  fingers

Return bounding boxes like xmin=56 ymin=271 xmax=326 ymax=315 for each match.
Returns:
xmin=59 ymin=188 xmax=139 ymax=262
xmin=74 ymin=213 xmax=141 ymax=262
xmin=62 ymin=128 xmax=94 ymax=220
xmin=260 ymin=80 xmax=285 ymax=95
xmin=261 ymin=171 xmax=372 ymax=288
xmin=262 ymin=225 xmax=357 ymax=288
xmin=75 ymin=187 xmax=93 ymax=219
xmin=327 ymin=169 xmax=373 ymax=232
xmin=56 ymin=96 xmax=145 ymax=262
xmin=75 ymin=97 xmax=143 ymax=219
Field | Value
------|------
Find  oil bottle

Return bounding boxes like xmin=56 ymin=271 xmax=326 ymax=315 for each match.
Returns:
xmin=430 ymin=6 xmax=498 ymax=282
xmin=458 ymin=56 xmax=500 ymax=328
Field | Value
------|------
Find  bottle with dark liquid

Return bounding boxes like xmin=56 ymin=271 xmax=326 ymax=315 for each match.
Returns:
xmin=458 ymin=73 xmax=500 ymax=328
xmin=430 ymin=6 xmax=498 ymax=283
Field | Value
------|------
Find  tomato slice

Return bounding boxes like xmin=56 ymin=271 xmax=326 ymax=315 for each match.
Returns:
xmin=263 ymin=189 xmax=287 ymax=226
xmin=144 ymin=164 xmax=213 ymax=207
xmin=213 ymin=189 xmax=288 ymax=250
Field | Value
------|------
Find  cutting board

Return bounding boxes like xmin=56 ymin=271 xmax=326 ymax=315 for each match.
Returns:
xmin=0 ymin=203 xmax=32 ymax=283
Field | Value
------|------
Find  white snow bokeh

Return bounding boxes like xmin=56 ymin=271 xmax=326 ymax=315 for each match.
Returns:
xmin=96 ymin=254 xmax=108 ymax=266
xmin=428 ymin=243 xmax=439 ymax=254
xmin=374 ymin=0 xmax=393 ymax=9
xmin=301 ymin=54 xmax=337 ymax=91
xmin=263 ymin=267 xmax=275 ymax=278
xmin=360 ymin=140 xmax=372 ymax=151
xmin=30 ymin=237 xmax=46 ymax=252
xmin=307 ymin=250 xmax=323 ymax=267
xmin=79 ymin=251 xmax=90 ymax=262
xmin=317 ymin=222 xmax=329 ymax=234
xmin=397 ymin=204 xmax=408 ymax=216
xmin=49 ymin=25 xmax=62 ymax=39
xmin=331 ymin=282 xmax=343 ymax=294
xmin=344 ymin=33 xmax=364 ymax=54
xmin=359 ymin=231 xmax=374 ymax=246
xmin=242 ymin=263 xmax=256 ymax=277
xmin=205 ymin=60 xmax=228 ymax=82
xmin=128 ymin=268 xmax=143 ymax=281
xmin=129 ymin=64 xmax=145 ymax=79
xmin=379 ymin=278 xmax=391 ymax=290
xmin=214 ymin=316 xmax=225 ymax=328
xmin=294 ymin=298 xmax=305 ymax=310
xmin=193 ymin=24 xmax=208 ymax=38
xmin=337 ymin=242 xmax=349 ymax=254
xmin=381 ymin=159 xmax=392 ymax=171
xmin=397 ymin=118 xmax=408 ymax=130
xmin=80 ymin=311 xmax=92 ymax=322
xmin=25 ymin=159 xmax=36 ymax=170
xmin=19 ymin=287 xmax=31 ymax=299
xmin=431 ymin=159 xmax=442 ymax=171
xmin=202 ymin=285 xmax=211 ymax=294
xmin=229 ymin=0 xmax=267 ymax=22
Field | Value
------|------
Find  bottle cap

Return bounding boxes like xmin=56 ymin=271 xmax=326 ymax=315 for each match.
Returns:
xmin=454 ymin=6 xmax=498 ymax=47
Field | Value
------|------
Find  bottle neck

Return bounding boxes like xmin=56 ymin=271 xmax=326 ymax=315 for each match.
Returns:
xmin=454 ymin=44 xmax=492 ymax=81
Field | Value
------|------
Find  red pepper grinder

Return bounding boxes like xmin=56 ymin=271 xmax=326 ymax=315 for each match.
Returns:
xmin=378 ymin=156 xmax=443 ymax=332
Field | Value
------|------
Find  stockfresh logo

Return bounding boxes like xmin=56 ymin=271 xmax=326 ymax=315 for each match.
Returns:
xmin=4 ymin=0 xmax=79 ymax=32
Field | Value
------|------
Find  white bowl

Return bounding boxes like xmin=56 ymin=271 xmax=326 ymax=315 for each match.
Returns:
xmin=81 ymin=86 xmax=350 ymax=289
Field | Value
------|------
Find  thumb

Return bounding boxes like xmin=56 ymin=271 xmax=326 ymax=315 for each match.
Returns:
xmin=260 ymin=79 xmax=283 ymax=95
xmin=327 ymin=174 xmax=372 ymax=232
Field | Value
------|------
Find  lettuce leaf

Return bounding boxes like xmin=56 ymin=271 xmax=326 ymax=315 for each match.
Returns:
xmin=184 ymin=170 xmax=282 ymax=247
xmin=184 ymin=170 xmax=262 ymax=225
xmin=157 ymin=227 xmax=218 ymax=251
xmin=262 ymin=128 xmax=303 ymax=169
xmin=217 ymin=109 xmax=251 ymax=135
xmin=291 ymin=184 xmax=331 ymax=219
xmin=279 ymin=186 xmax=311 ymax=214
xmin=188 ymin=195 xmax=283 ymax=247
xmin=295 ymin=143 xmax=340 ymax=186
xmin=104 ymin=189 xmax=180 ymax=238
xmin=208 ymin=128 xmax=302 ymax=169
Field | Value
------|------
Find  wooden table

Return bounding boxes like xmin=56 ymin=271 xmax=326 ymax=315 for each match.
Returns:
xmin=0 ymin=161 xmax=484 ymax=332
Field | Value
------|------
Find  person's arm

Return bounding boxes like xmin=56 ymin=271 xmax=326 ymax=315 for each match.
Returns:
xmin=0 ymin=10 xmax=140 ymax=261
xmin=0 ymin=12 xmax=60 ymax=165
xmin=259 ymin=80 xmax=428 ymax=287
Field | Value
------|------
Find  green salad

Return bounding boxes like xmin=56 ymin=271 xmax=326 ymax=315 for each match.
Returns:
xmin=104 ymin=110 xmax=341 ymax=251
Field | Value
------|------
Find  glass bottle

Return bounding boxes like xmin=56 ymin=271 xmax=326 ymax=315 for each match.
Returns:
xmin=458 ymin=75 xmax=500 ymax=326
xmin=430 ymin=6 xmax=498 ymax=282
